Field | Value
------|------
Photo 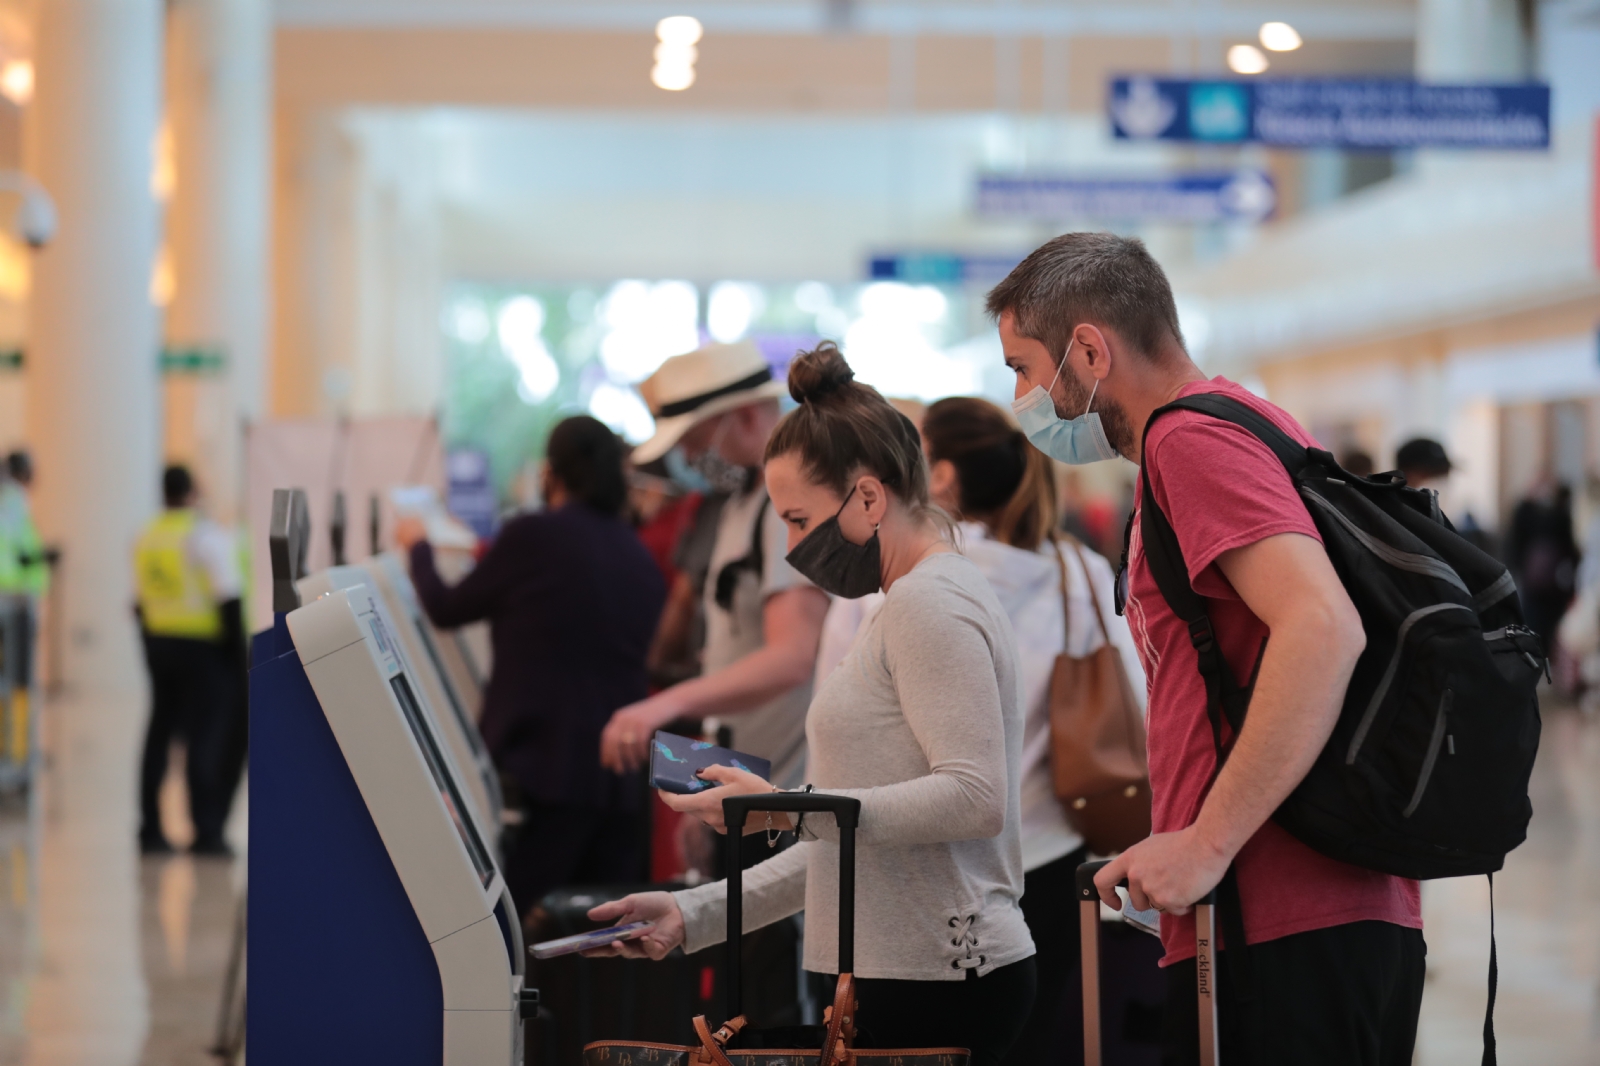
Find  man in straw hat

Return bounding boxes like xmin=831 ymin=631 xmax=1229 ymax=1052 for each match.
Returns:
xmin=600 ymin=341 xmax=829 ymax=791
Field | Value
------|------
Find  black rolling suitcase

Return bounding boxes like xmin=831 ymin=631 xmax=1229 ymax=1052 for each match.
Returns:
xmin=583 ymin=793 xmax=971 ymax=1065
xmin=1078 ymin=859 xmax=1220 ymax=1066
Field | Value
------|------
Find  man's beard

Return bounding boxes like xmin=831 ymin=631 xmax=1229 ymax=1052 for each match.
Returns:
xmin=1054 ymin=368 xmax=1134 ymax=458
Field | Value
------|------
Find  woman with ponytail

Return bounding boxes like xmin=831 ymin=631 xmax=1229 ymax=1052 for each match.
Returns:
xmin=585 ymin=344 xmax=1037 ymax=1064
xmin=921 ymin=396 xmax=1145 ymax=1066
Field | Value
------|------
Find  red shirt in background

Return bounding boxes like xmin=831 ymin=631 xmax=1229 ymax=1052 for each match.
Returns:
xmin=1125 ymin=377 xmax=1422 ymax=966
xmin=636 ymin=491 xmax=704 ymax=583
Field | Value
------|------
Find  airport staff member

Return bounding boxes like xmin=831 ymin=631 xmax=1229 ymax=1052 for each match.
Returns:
xmin=991 ymin=232 xmax=1421 ymax=1064
xmin=0 ymin=450 xmax=49 ymax=595
xmin=599 ymin=341 xmax=830 ymax=789
xmin=135 ymin=465 xmax=245 ymax=856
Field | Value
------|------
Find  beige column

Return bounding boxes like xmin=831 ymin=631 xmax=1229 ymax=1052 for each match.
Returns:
xmin=25 ymin=0 xmax=164 ymax=696
xmin=164 ymin=0 xmax=272 ymax=525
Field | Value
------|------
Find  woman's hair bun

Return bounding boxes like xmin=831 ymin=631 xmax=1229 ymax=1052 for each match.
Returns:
xmin=786 ymin=340 xmax=855 ymax=404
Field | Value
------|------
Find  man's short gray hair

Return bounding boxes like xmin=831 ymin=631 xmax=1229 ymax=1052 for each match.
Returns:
xmin=985 ymin=232 xmax=1186 ymax=363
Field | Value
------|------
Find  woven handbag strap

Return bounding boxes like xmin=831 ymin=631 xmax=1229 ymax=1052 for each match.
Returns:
xmin=1069 ymin=537 xmax=1114 ymax=648
xmin=1049 ymin=533 xmax=1073 ymax=648
xmin=1052 ymin=533 xmax=1113 ymax=653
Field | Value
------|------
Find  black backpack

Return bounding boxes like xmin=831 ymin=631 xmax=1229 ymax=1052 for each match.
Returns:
xmin=1133 ymin=393 xmax=1542 ymax=1063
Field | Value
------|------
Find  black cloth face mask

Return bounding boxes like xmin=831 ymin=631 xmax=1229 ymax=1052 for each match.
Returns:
xmin=783 ymin=484 xmax=882 ymax=599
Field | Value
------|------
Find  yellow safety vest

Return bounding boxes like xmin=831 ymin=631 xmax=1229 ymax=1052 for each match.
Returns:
xmin=135 ymin=509 xmax=221 ymax=640
xmin=0 ymin=483 xmax=47 ymax=596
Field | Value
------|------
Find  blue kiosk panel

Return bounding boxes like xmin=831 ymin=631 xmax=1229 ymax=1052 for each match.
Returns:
xmin=247 ymin=619 xmax=443 ymax=1064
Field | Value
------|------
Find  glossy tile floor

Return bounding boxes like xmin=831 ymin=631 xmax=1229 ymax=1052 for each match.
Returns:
xmin=0 ymin=691 xmax=245 ymax=1066
xmin=0 ymin=690 xmax=1596 ymax=1064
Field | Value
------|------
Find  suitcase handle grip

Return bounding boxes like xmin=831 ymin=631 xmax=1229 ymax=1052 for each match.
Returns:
xmin=1075 ymin=858 xmax=1218 ymax=907
xmin=722 ymin=792 xmax=861 ymax=828
xmin=723 ymin=793 xmax=861 ymax=1025
xmin=1076 ymin=858 xmax=1119 ymax=899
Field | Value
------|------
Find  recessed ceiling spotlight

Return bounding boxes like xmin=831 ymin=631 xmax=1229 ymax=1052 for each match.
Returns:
xmin=1259 ymin=22 xmax=1303 ymax=52
xmin=652 ymin=63 xmax=696 ymax=91
xmin=0 ymin=60 xmax=32 ymax=106
xmin=652 ymin=16 xmax=702 ymax=91
xmin=656 ymin=16 xmax=703 ymax=47
xmin=1227 ymin=44 xmax=1270 ymax=75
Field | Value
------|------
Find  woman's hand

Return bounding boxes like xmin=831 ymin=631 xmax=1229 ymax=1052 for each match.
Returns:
xmin=599 ymin=695 xmax=679 ymax=773
xmin=394 ymin=516 xmax=427 ymax=551
xmin=579 ymin=891 xmax=685 ymax=960
xmin=658 ymin=765 xmax=793 ymax=834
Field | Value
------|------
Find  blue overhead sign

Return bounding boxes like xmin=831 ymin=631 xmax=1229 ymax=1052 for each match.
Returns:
xmin=1109 ymin=77 xmax=1550 ymax=150
xmin=976 ymin=171 xmax=1276 ymax=223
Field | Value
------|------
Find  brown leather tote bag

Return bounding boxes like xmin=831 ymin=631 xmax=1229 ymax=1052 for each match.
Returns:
xmin=1048 ymin=536 xmax=1152 ymax=854
xmin=583 ymin=794 xmax=970 ymax=1066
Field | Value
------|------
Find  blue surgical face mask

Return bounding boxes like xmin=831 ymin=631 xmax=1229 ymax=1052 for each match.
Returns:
xmin=1010 ymin=340 xmax=1119 ymax=464
xmin=663 ymin=447 xmax=711 ymax=493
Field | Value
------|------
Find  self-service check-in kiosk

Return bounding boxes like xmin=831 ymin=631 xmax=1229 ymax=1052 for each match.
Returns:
xmin=250 ymin=489 xmax=534 ymax=1066
xmin=297 ymin=557 xmax=504 ymax=850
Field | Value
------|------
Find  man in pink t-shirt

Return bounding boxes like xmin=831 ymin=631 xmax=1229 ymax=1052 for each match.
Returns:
xmin=987 ymin=233 xmax=1424 ymax=1065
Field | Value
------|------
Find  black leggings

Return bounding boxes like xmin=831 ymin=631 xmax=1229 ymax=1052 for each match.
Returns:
xmin=847 ymin=957 xmax=1037 ymax=1066
xmin=1003 ymin=845 xmax=1091 ymax=1065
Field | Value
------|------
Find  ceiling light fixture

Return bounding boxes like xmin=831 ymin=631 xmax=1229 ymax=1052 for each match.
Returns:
xmin=0 ymin=60 xmax=32 ymax=106
xmin=652 ymin=16 xmax=701 ymax=91
xmin=1258 ymin=22 xmax=1303 ymax=52
xmin=1227 ymin=44 xmax=1270 ymax=75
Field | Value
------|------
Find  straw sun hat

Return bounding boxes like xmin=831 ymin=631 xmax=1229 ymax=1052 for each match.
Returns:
xmin=632 ymin=340 xmax=788 ymax=464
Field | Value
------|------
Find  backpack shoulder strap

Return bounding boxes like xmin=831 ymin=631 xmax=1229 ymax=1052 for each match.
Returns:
xmin=1151 ymin=392 xmax=1310 ymax=476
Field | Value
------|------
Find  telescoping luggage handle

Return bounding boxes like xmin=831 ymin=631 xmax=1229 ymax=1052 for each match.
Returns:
xmin=723 ymin=793 xmax=860 ymax=1023
xmin=1077 ymin=859 xmax=1220 ymax=1066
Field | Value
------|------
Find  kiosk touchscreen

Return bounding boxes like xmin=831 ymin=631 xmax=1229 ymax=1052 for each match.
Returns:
xmin=298 ymin=562 xmax=502 ymax=845
xmin=250 ymin=488 xmax=533 ymax=1066
xmin=372 ymin=553 xmax=494 ymax=789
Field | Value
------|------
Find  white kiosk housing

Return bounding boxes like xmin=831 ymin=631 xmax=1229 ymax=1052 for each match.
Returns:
xmin=287 ymin=583 xmax=528 ymax=1062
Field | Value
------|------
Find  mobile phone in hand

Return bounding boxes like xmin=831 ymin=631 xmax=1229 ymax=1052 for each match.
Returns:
xmin=649 ymin=730 xmax=772 ymax=795
xmin=1115 ymin=886 xmax=1162 ymax=937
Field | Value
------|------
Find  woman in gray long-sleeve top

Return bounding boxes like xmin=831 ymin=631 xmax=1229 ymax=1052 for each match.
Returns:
xmin=585 ymin=343 xmax=1036 ymax=1066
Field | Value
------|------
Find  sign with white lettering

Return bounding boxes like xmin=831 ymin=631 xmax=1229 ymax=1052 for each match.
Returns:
xmin=976 ymin=171 xmax=1276 ymax=223
xmin=1109 ymin=77 xmax=1550 ymax=150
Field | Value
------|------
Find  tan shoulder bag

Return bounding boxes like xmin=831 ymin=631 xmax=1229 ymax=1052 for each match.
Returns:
xmin=1048 ymin=535 xmax=1152 ymax=854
